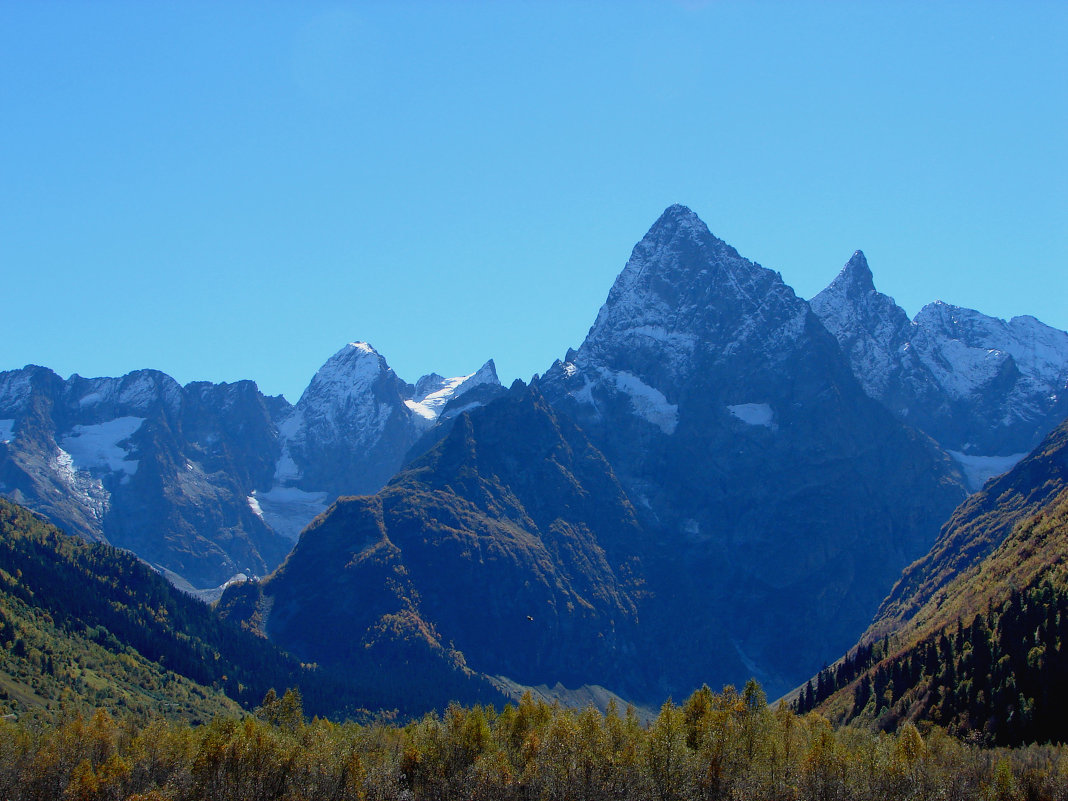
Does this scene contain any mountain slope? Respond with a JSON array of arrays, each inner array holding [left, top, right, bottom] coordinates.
[[538, 204, 967, 694], [811, 252, 1068, 489], [221, 382, 666, 707], [0, 497, 310, 721], [868, 416, 1068, 642], [799, 418, 1068, 744]]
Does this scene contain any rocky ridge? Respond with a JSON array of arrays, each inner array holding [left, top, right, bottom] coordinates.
[[811, 252, 1068, 490]]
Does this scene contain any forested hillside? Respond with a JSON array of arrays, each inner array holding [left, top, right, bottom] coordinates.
[[0, 498, 366, 722], [799, 420, 1068, 746]]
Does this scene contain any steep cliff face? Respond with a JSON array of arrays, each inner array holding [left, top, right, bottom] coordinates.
[[538, 205, 967, 693], [811, 253, 1068, 489]]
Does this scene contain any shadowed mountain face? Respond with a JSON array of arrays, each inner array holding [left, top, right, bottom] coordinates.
[[226, 384, 678, 702], [537, 205, 967, 694], [230, 206, 968, 705], [811, 251, 1068, 489]]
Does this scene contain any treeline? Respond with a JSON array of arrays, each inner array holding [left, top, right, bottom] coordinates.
[[1, 683, 1066, 801], [798, 576, 1068, 746]]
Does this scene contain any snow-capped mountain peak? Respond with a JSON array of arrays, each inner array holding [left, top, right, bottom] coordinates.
[[262, 344, 502, 538], [911, 301, 1068, 402], [297, 342, 395, 412], [590, 206, 802, 362], [809, 251, 912, 400], [406, 359, 500, 423]]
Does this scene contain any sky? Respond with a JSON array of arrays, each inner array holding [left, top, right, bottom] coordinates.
[[2, 1, 1065, 403]]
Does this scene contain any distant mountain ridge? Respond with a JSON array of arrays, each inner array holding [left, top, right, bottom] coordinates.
[[811, 251, 1068, 490], [0, 347, 501, 589]]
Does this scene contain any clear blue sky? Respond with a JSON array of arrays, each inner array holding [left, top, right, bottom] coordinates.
[[2, 1, 1065, 403]]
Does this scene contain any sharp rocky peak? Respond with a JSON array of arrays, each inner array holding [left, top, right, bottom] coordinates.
[[296, 341, 403, 414], [831, 250, 876, 298], [646, 203, 707, 238], [576, 205, 803, 370], [633, 204, 745, 269]]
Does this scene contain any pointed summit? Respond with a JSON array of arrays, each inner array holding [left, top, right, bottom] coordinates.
[[832, 250, 876, 299], [641, 204, 732, 255], [297, 341, 399, 412], [576, 205, 799, 376], [541, 206, 815, 437], [651, 203, 703, 230], [470, 358, 498, 384]]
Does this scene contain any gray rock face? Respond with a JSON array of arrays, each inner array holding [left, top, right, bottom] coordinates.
[[0, 365, 291, 588], [811, 252, 1068, 489], [539, 205, 967, 696]]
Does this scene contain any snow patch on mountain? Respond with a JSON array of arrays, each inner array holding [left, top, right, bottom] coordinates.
[[406, 361, 499, 425], [53, 448, 77, 485], [252, 486, 330, 541], [60, 417, 144, 477], [0, 419, 14, 444], [273, 413, 304, 482], [247, 494, 264, 519], [728, 403, 777, 429], [947, 450, 1029, 493], [52, 446, 110, 521], [602, 369, 678, 434]]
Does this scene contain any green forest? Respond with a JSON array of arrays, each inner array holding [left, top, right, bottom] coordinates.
[[0, 498, 387, 723], [798, 573, 1068, 747], [1, 683, 1066, 801]]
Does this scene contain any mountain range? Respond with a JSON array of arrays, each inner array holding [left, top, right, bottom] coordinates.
[[811, 250, 1068, 489], [0, 349, 502, 591], [3, 204, 1067, 715]]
